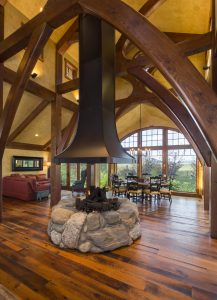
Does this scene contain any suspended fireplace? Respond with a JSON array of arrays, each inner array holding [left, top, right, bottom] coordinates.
[[54, 14, 133, 164], [48, 14, 141, 253]]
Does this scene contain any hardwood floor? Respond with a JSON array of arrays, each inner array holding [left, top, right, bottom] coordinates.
[[0, 196, 217, 300]]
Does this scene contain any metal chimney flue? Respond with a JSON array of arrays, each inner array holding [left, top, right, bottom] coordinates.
[[54, 14, 133, 164]]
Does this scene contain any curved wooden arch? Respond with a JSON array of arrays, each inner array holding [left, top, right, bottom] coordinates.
[[128, 67, 211, 165], [115, 68, 210, 165], [78, 0, 217, 158]]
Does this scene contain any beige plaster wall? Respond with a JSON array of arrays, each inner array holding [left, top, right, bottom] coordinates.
[[117, 103, 177, 139], [2, 149, 50, 177]]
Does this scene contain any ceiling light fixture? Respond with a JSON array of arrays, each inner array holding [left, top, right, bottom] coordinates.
[[35, 133, 39, 137]]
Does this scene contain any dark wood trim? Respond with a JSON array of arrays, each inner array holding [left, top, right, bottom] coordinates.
[[0, 1, 82, 62], [162, 128, 168, 176], [7, 101, 48, 143], [66, 163, 70, 188], [0, 23, 53, 160]]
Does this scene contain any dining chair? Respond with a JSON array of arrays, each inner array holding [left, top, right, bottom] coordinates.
[[160, 178, 173, 203], [150, 176, 161, 200], [112, 180, 127, 197], [127, 181, 142, 202]]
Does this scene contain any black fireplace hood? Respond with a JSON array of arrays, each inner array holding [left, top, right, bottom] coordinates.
[[54, 14, 133, 164]]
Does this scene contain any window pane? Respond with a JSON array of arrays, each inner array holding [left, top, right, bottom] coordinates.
[[117, 151, 137, 179], [168, 149, 196, 192], [70, 164, 77, 186], [61, 163, 67, 186], [99, 164, 108, 187], [168, 130, 189, 146], [142, 129, 163, 147], [121, 133, 138, 148], [142, 150, 162, 176]]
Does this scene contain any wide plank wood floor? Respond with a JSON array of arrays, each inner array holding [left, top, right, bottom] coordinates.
[[0, 196, 217, 300]]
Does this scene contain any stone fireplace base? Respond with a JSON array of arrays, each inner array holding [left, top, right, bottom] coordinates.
[[48, 196, 141, 253]]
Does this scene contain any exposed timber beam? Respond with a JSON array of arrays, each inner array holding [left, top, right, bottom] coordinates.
[[0, 0, 82, 62], [3, 66, 78, 111], [6, 142, 45, 151], [139, 0, 166, 18], [3, 66, 55, 101], [124, 32, 212, 74], [177, 32, 212, 56], [165, 32, 204, 43], [125, 32, 211, 57], [57, 78, 79, 94], [58, 110, 78, 153], [57, 18, 79, 55], [7, 101, 48, 144], [77, 0, 217, 158], [116, 94, 153, 108], [0, 23, 53, 160], [128, 67, 211, 166]]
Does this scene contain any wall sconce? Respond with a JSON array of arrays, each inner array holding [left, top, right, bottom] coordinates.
[[203, 66, 210, 71], [31, 72, 38, 79]]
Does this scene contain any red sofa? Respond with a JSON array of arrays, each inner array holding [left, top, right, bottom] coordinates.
[[3, 174, 50, 201]]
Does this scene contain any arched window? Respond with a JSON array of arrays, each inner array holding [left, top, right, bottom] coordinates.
[[118, 127, 197, 193]]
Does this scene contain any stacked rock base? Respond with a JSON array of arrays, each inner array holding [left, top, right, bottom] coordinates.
[[48, 196, 141, 253]]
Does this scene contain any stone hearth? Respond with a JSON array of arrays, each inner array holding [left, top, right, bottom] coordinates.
[[48, 195, 141, 253]]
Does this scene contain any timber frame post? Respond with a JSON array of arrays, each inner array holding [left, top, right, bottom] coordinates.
[[0, 16, 53, 220], [0, 2, 4, 222], [211, 155, 217, 238], [203, 164, 211, 211], [50, 51, 62, 207]]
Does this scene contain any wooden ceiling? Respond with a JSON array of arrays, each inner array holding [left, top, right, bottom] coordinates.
[[2, 0, 212, 157]]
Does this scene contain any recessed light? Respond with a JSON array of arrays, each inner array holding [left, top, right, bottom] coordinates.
[[35, 133, 39, 137], [40, 7, 43, 12]]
